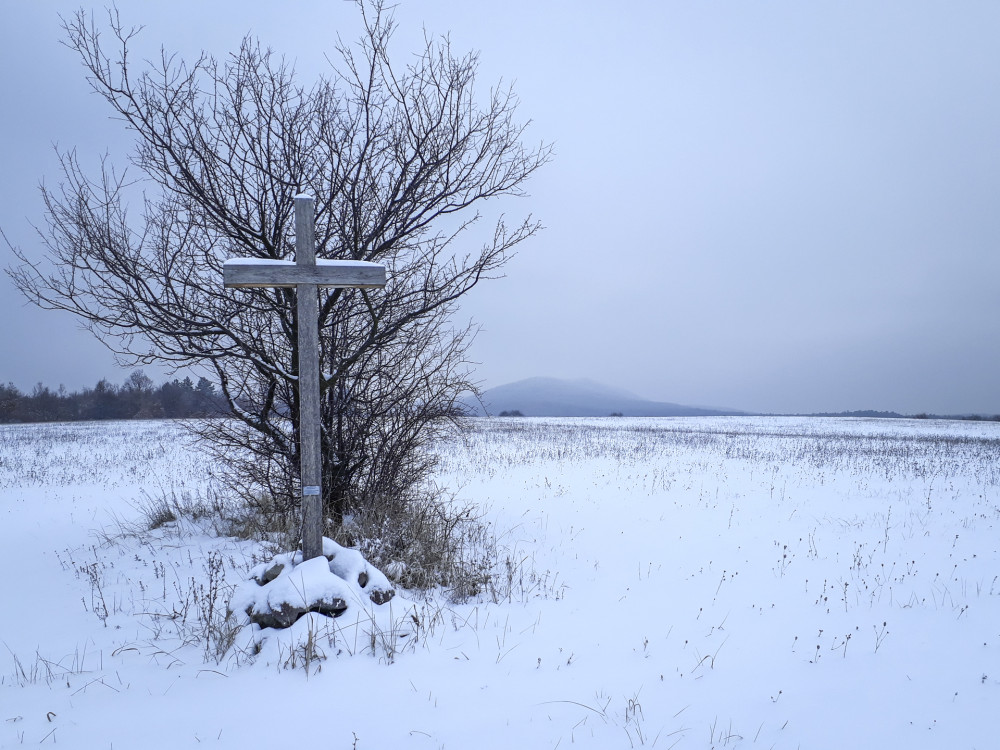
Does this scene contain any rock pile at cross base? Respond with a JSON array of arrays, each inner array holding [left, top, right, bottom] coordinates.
[[229, 537, 395, 629]]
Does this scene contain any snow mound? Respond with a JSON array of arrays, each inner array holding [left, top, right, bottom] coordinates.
[[230, 537, 397, 630]]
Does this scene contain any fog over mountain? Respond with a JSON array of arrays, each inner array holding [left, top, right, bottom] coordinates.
[[3, 3, 999, 415], [465, 377, 748, 418]]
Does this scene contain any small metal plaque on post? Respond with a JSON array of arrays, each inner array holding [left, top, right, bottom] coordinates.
[[302, 486, 321, 496]]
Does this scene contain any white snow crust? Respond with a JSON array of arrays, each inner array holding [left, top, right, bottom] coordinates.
[[2, 416, 999, 748]]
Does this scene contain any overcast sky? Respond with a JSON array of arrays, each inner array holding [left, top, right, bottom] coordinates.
[[2, 1, 999, 415]]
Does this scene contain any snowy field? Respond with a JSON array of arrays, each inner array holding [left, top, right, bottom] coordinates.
[[1, 416, 998, 748]]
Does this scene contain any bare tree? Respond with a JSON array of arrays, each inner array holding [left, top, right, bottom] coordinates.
[[7, 3, 549, 545]]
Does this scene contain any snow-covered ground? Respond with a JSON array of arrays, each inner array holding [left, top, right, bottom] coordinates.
[[1, 416, 998, 748]]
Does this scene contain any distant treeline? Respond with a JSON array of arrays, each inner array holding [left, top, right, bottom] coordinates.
[[0, 371, 229, 423], [803, 410, 1000, 421]]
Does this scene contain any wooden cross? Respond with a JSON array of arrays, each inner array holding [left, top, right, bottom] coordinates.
[[223, 195, 386, 561]]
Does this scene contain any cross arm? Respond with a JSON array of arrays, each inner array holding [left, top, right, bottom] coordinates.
[[223, 259, 387, 289]]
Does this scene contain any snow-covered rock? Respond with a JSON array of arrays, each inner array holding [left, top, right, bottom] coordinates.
[[230, 537, 395, 629]]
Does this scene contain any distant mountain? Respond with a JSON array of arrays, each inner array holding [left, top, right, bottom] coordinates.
[[463, 377, 748, 417]]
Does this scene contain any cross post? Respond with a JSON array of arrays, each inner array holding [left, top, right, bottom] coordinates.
[[223, 195, 386, 560]]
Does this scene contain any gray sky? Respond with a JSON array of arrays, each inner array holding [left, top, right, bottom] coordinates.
[[2, 1, 999, 415]]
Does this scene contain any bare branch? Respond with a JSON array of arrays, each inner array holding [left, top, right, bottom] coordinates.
[[5, 0, 550, 527]]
